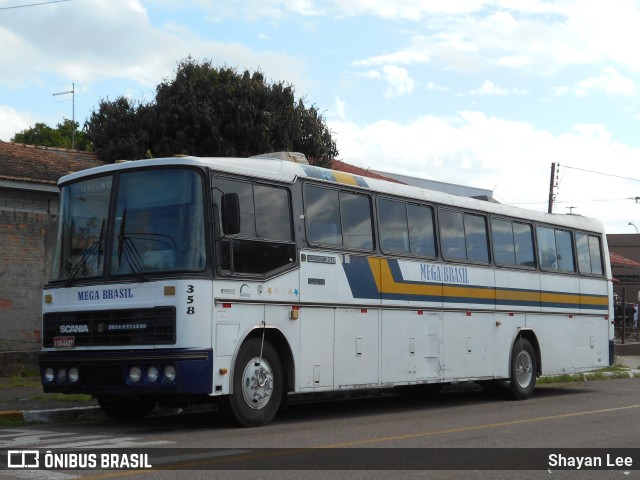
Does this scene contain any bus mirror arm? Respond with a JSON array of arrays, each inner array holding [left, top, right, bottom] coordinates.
[[221, 192, 241, 235]]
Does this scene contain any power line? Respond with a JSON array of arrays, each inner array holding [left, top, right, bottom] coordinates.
[[563, 165, 640, 183], [0, 0, 70, 11]]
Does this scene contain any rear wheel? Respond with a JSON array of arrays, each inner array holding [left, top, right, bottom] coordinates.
[[508, 337, 537, 400], [97, 396, 156, 420], [225, 338, 283, 427]]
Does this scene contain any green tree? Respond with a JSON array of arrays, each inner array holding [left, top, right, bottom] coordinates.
[[85, 57, 338, 166], [12, 119, 91, 151]]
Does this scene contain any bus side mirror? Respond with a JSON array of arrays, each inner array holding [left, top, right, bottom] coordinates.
[[221, 193, 241, 235]]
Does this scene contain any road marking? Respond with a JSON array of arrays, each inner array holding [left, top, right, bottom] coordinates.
[[73, 403, 640, 478], [321, 403, 640, 447]]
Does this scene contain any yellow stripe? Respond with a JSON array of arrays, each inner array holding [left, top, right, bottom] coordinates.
[[368, 259, 607, 308], [495, 289, 541, 303], [332, 171, 359, 186]]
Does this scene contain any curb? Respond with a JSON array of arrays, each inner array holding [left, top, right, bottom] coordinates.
[[0, 406, 103, 424]]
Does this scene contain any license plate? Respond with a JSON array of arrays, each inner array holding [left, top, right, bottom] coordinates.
[[53, 336, 75, 348]]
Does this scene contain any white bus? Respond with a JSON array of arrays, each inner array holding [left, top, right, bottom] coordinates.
[[40, 153, 613, 427]]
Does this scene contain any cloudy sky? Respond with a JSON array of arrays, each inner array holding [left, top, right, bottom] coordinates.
[[1, 0, 640, 233]]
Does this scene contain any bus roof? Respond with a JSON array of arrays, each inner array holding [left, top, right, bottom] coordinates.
[[58, 155, 605, 234]]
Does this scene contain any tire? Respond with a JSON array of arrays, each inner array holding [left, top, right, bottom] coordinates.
[[508, 337, 537, 400], [225, 338, 283, 427], [97, 396, 156, 420]]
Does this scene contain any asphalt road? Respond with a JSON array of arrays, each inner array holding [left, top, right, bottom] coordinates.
[[1, 378, 639, 480]]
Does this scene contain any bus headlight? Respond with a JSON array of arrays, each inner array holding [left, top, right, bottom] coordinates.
[[128, 366, 142, 383], [146, 366, 159, 383], [44, 367, 55, 383], [163, 365, 176, 382], [68, 367, 79, 383], [57, 368, 67, 383]]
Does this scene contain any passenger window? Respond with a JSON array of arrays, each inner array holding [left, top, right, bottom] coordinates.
[[440, 210, 466, 261], [465, 213, 489, 263], [513, 222, 535, 267], [537, 226, 575, 272], [492, 219, 516, 266], [407, 204, 436, 257], [341, 191, 373, 250], [492, 219, 535, 268], [305, 185, 342, 246], [304, 184, 373, 250], [378, 199, 410, 255], [440, 209, 489, 263], [214, 177, 295, 276], [576, 233, 603, 275], [555, 230, 575, 272], [255, 185, 292, 241]]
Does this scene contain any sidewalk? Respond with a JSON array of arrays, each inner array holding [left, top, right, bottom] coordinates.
[[1, 357, 639, 425]]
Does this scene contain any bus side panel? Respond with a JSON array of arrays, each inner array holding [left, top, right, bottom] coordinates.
[[299, 307, 335, 390], [442, 311, 496, 381], [299, 250, 341, 304], [380, 310, 442, 384], [334, 307, 379, 388]]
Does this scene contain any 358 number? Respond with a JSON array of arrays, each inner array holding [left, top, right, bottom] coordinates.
[[186, 285, 195, 315]]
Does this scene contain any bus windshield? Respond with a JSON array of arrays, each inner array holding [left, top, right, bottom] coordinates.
[[51, 168, 206, 282]]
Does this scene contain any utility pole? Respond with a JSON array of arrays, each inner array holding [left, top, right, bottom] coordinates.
[[547, 162, 557, 213], [53, 83, 75, 149]]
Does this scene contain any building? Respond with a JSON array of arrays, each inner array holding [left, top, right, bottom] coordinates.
[[0, 141, 105, 369], [607, 234, 640, 331]]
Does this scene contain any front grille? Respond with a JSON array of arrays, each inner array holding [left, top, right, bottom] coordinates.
[[43, 307, 176, 347]]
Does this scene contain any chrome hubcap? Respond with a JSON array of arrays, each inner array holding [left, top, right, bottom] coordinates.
[[241, 357, 274, 409], [515, 349, 533, 388]]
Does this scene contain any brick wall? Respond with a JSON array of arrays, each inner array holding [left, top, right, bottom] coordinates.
[[0, 188, 58, 359]]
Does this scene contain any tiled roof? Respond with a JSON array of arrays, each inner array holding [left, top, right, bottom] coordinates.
[[331, 159, 404, 184], [0, 144, 400, 187], [0, 141, 105, 186], [610, 251, 640, 268]]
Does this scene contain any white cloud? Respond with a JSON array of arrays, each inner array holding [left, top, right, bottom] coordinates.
[[329, 111, 640, 232], [382, 65, 414, 97], [469, 80, 527, 96], [575, 67, 637, 97], [0, 0, 307, 91], [333, 96, 347, 121], [353, 50, 430, 67], [0, 105, 38, 142]]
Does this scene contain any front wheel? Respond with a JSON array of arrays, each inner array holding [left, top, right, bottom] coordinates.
[[225, 338, 283, 427], [508, 337, 537, 400]]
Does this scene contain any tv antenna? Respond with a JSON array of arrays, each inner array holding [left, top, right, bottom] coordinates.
[[53, 82, 75, 149]]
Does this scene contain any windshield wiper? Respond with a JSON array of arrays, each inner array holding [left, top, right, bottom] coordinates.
[[66, 218, 105, 285], [116, 209, 146, 279]]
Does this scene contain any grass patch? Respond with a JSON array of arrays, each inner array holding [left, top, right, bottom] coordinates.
[[44, 393, 93, 402], [0, 417, 25, 428], [538, 364, 636, 384], [0, 374, 40, 389]]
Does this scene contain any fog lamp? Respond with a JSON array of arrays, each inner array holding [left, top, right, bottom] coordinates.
[[147, 366, 159, 383], [128, 366, 142, 383], [163, 365, 176, 382]]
